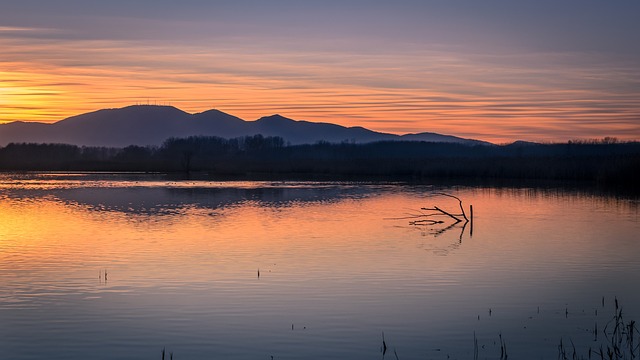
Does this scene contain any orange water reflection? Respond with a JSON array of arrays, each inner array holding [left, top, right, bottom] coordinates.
[[1, 181, 639, 359], [2, 185, 637, 292]]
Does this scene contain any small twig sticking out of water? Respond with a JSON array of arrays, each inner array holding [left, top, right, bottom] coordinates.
[[469, 204, 474, 237], [394, 348, 399, 360], [99, 269, 108, 283], [382, 332, 388, 355], [558, 338, 567, 360], [474, 332, 478, 360], [499, 333, 508, 360], [628, 320, 637, 352]]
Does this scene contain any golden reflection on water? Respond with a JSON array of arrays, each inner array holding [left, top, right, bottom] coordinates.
[[1, 186, 637, 292], [1, 180, 639, 360]]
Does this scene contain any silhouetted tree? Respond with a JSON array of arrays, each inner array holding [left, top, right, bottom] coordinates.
[[0, 138, 638, 191]]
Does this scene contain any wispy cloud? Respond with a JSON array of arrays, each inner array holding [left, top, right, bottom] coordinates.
[[1, 6, 639, 142], [0, 26, 37, 31]]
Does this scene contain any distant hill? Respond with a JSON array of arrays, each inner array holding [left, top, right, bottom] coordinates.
[[0, 105, 492, 147]]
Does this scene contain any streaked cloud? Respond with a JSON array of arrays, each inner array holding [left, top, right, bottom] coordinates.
[[1, 1, 639, 143], [0, 26, 38, 32]]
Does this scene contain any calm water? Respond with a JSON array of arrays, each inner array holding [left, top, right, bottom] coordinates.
[[1, 173, 639, 360]]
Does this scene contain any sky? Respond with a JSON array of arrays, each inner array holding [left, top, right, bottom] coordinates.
[[1, 0, 639, 143]]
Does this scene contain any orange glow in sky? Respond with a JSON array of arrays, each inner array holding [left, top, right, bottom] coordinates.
[[1, 2, 640, 143]]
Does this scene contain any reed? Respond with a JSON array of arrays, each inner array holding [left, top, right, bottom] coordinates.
[[559, 298, 639, 360], [381, 331, 388, 355], [473, 331, 478, 360], [498, 333, 508, 360]]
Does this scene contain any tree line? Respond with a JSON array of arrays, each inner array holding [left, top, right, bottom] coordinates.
[[0, 135, 638, 188]]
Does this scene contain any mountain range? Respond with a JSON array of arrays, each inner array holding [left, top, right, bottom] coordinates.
[[0, 105, 491, 147]]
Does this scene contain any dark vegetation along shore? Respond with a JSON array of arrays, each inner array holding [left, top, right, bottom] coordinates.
[[0, 135, 638, 189]]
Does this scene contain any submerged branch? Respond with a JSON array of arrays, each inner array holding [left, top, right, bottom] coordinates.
[[404, 192, 472, 241], [409, 219, 445, 225]]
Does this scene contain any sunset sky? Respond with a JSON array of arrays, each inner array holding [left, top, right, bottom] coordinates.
[[1, 0, 639, 143]]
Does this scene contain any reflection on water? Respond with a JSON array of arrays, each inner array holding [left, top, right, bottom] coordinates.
[[0, 173, 639, 360]]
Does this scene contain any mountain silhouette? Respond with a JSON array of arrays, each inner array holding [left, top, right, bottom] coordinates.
[[0, 105, 490, 147]]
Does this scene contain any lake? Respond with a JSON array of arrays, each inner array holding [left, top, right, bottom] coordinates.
[[1, 173, 639, 359]]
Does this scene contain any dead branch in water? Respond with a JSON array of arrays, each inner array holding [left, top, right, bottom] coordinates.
[[405, 193, 473, 240], [411, 193, 470, 224], [427, 192, 469, 221], [387, 193, 473, 242]]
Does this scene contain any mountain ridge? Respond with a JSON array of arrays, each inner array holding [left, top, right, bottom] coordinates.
[[0, 105, 493, 147]]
